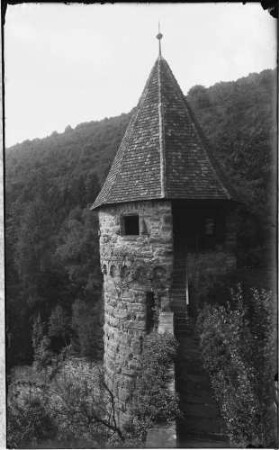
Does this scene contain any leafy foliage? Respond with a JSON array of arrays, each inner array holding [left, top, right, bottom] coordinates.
[[196, 286, 276, 447], [128, 332, 180, 441], [32, 314, 53, 372], [7, 379, 57, 448], [72, 298, 103, 360], [55, 206, 102, 299], [7, 332, 179, 448]]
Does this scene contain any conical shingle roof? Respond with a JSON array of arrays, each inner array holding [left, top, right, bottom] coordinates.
[[92, 56, 234, 210]]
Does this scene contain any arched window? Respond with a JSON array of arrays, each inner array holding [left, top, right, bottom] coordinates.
[[110, 265, 116, 278], [120, 265, 128, 279]]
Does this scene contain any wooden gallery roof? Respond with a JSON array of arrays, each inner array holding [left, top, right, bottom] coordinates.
[[92, 55, 234, 210]]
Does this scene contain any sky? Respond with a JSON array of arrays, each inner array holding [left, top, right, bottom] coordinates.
[[5, 3, 277, 147]]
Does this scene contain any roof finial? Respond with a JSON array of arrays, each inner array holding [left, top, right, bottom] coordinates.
[[156, 22, 163, 57]]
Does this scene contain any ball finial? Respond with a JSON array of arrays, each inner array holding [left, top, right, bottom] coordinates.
[[156, 22, 163, 57]]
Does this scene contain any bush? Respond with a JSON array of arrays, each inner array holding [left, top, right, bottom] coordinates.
[[7, 360, 123, 448], [7, 380, 57, 448], [45, 360, 120, 446], [191, 265, 275, 314], [128, 332, 180, 441], [196, 285, 276, 447], [7, 334, 179, 448], [72, 298, 103, 360]]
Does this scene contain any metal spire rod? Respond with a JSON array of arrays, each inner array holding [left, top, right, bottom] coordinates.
[[156, 22, 163, 57]]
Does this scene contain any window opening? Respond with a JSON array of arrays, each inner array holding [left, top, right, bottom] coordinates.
[[146, 292, 155, 334], [123, 215, 139, 235], [205, 217, 215, 236], [110, 265, 116, 277]]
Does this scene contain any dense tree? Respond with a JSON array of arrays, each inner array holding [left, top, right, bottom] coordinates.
[[48, 305, 72, 353], [72, 298, 103, 360], [197, 286, 276, 447], [55, 207, 101, 299]]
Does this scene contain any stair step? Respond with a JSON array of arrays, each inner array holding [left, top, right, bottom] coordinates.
[[175, 327, 229, 445], [177, 430, 228, 443], [177, 438, 229, 448], [178, 416, 223, 435], [177, 392, 217, 406], [182, 404, 220, 414]]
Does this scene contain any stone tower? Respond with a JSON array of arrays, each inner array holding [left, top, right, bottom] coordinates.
[[92, 36, 236, 426]]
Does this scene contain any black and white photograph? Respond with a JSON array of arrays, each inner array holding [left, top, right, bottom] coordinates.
[[3, 2, 278, 448]]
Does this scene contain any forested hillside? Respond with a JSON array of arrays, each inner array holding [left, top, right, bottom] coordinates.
[[5, 68, 276, 372]]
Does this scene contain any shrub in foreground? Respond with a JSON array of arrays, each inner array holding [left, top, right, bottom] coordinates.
[[196, 286, 276, 448], [7, 380, 57, 448], [7, 332, 179, 448], [128, 332, 180, 441]]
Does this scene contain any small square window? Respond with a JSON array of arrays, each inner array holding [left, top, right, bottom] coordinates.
[[123, 215, 139, 235]]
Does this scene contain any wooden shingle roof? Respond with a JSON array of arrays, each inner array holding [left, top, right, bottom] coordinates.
[[92, 56, 234, 210]]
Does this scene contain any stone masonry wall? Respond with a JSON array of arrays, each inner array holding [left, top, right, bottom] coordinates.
[[98, 200, 173, 426]]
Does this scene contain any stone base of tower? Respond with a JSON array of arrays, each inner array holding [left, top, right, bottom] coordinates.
[[99, 201, 175, 431], [103, 310, 177, 446], [97, 198, 237, 440], [103, 311, 176, 431]]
